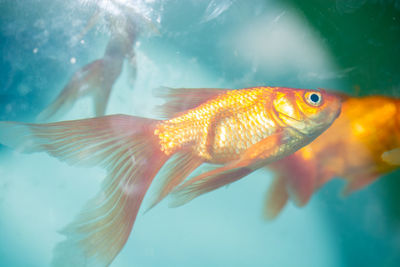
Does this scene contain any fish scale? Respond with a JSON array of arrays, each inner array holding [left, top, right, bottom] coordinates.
[[155, 87, 275, 160]]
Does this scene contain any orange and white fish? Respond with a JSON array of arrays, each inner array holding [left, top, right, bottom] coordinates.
[[265, 95, 400, 219], [0, 86, 341, 266]]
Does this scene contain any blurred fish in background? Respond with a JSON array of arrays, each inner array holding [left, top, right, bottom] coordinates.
[[279, 1, 400, 266], [36, 0, 160, 121], [266, 94, 400, 219]]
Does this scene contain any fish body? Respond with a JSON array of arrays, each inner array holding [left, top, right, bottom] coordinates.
[[156, 87, 340, 164], [0, 86, 341, 266], [266, 95, 400, 219]]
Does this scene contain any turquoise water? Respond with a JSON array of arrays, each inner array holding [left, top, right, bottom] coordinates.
[[1, 0, 400, 266]]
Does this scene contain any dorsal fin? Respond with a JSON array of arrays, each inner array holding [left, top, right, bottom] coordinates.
[[153, 87, 229, 118]]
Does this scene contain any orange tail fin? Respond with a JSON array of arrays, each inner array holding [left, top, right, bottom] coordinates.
[[0, 115, 168, 265]]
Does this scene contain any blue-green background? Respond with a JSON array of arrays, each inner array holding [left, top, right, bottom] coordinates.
[[1, 0, 400, 266]]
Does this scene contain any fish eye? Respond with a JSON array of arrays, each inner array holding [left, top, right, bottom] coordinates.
[[305, 92, 322, 106]]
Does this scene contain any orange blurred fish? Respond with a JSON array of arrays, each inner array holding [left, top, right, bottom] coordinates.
[[265, 95, 400, 219], [0, 86, 341, 266]]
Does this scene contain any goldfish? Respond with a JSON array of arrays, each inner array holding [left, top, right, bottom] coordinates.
[[0, 86, 341, 266], [264, 95, 400, 219]]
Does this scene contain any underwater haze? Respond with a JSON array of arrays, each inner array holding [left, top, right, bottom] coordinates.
[[1, 0, 400, 266]]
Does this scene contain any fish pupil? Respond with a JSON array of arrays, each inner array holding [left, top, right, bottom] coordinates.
[[310, 93, 320, 103]]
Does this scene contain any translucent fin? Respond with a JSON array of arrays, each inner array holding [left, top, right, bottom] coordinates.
[[36, 80, 80, 122], [342, 172, 380, 196], [36, 59, 106, 122], [0, 115, 169, 266], [171, 132, 283, 207], [154, 87, 229, 118], [381, 148, 400, 166], [170, 164, 253, 207], [263, 176, 289, 220], [269, 152, 317, 207], [93, 87, 112, 117], [145, 151, 203, 211], [284, 158, 316, 207]]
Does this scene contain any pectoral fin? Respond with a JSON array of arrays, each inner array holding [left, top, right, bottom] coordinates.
[[145, 151, 203, 211], [170, 132, 283, 207], [170, 165, 253, 207], [381, 148, 400, 166]]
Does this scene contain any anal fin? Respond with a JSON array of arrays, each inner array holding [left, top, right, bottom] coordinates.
[[146, 151, 203, 211], [171, 132, 284, 207], [170, 164, 253, 207]]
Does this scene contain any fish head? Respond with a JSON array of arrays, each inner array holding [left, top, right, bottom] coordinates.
[[272, 88, 342, 137]]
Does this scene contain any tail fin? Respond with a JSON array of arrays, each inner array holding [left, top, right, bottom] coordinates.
[[36, 82, 80, 122], [0, 115, 168, 266], [36, 60, 107, 122]]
